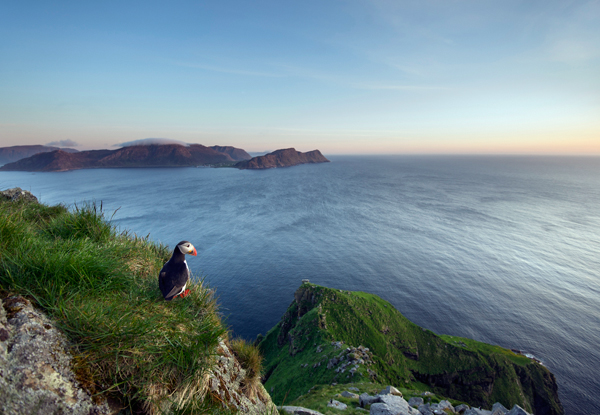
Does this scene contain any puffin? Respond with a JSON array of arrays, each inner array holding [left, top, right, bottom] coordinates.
[[159, 240, 197, 301]]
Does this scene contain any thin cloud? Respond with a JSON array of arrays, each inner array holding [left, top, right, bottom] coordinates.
[[47, 139, 79, 147], [116, 138, 187, 147]]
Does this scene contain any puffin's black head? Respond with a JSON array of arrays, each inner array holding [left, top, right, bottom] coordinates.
[[176, 240, 197, 256]]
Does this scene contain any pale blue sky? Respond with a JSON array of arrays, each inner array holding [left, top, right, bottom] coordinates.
[[1, 1, 598, 154]]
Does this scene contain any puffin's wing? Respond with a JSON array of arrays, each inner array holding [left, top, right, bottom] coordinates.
[[164, 284, 185, 300]]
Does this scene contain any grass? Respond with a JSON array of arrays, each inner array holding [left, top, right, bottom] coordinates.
[[0, 199, 228, 414], [260, 283, 561, 414], [229, 337, 264, 399]]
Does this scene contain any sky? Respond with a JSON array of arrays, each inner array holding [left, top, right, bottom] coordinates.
[[1, 0, 599, 154]]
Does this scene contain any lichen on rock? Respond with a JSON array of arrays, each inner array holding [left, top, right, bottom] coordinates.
[[208, 339, 279, 414], [0, 296, 110, 415], [0, 187, 38, 203]]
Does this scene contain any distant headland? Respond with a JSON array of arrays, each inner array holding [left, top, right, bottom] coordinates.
[[0, 144, 329, 172], [236, 148, 330, 169]]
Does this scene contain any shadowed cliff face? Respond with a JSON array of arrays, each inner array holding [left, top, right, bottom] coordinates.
[[260, 284, 564, 415], [235, 148, 330, 169]]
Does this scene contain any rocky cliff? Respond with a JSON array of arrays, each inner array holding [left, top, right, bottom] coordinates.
[[259, 283, 563, 415], [235, 148, 330, 169]]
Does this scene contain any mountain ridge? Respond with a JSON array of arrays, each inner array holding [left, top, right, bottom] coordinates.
[[0, 144, 251, 172], [0, 145, 79, 165]]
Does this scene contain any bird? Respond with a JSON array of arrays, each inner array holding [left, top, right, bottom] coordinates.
[[159, 240, 197, 301]]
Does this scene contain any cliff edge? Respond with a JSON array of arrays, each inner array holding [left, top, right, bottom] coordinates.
[[259, 283, 563, 415]]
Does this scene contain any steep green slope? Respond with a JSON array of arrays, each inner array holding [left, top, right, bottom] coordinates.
[[259, 283, 563, 415], [0, 199, 228, 413]]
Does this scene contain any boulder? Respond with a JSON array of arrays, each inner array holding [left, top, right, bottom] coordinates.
[[418, 403, 434, 415], [455, 404, 471, 414], [281, 406, 324, 415], [341, 391, 360, 399], [465, 409, 492, 415], [507, 405, 531, 415], [327, 399, 347, 410], [438, 400, 455, 412], [369, 395, 420, 415], [360, 392, 382, 407], [0, 296, 110, 415], [379, 385, 403, 397], [408, 397, 424, 407], [491, 402, 509, 415], [0, 187, 38, 203]]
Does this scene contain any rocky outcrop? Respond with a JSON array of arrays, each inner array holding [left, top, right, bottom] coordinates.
[[0, 187, 38, 203], [0, 144, 251, 172], [235, 148, 329, 169], [359, 388, 533, 415], [208, 339, 279, 414], [0, 145, 78, 165], [0, 296, 111, 415], [0, 296, 278, 415]]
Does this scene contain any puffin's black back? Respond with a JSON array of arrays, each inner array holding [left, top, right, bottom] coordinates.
[[158, 243, 190, 301]]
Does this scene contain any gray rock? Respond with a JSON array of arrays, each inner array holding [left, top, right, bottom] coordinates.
[[506, 405, 531, 415], [408, 397, 424, 407], [281, 406, 324, 415], [491, 402, 509, 415], [360, 393, 382, 407], [0, 296, 110, 415], [428, 403, 448, 415], [379, 385, 403, 397], [370, 395, 419, 415], [418, 403, 434, 415], [328, 399, 347, 410], [349, 387, 360, 392], [341, 391, 360, 399], [0, 187, 38, 203], [455, 404, 470, 414], [208, 338, 279, 414], [438, 400, 455, 412], [464, 409, 492, 415]]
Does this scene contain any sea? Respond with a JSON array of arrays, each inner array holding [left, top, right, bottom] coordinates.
[[1, 155, 599, 414]]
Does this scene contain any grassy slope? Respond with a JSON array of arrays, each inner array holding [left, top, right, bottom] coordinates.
[[259, 284, 563, 415], [0, 200, 230, 414]]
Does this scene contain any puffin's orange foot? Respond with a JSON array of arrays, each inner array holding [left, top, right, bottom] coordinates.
[[181, 289, 191, 298]]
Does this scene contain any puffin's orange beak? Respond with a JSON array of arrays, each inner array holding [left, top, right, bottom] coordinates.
[[191, 247, 197, 256]]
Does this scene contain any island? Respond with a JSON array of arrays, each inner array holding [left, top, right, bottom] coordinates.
[[235, 148, 330, 169], [0, 144, 251, 172], [0, 145, 78, 165], [0, 144, 330, 172]]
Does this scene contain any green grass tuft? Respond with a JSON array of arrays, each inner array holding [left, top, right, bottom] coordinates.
[[229, 337, 264, 399], [0, 200, 227, 413]]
